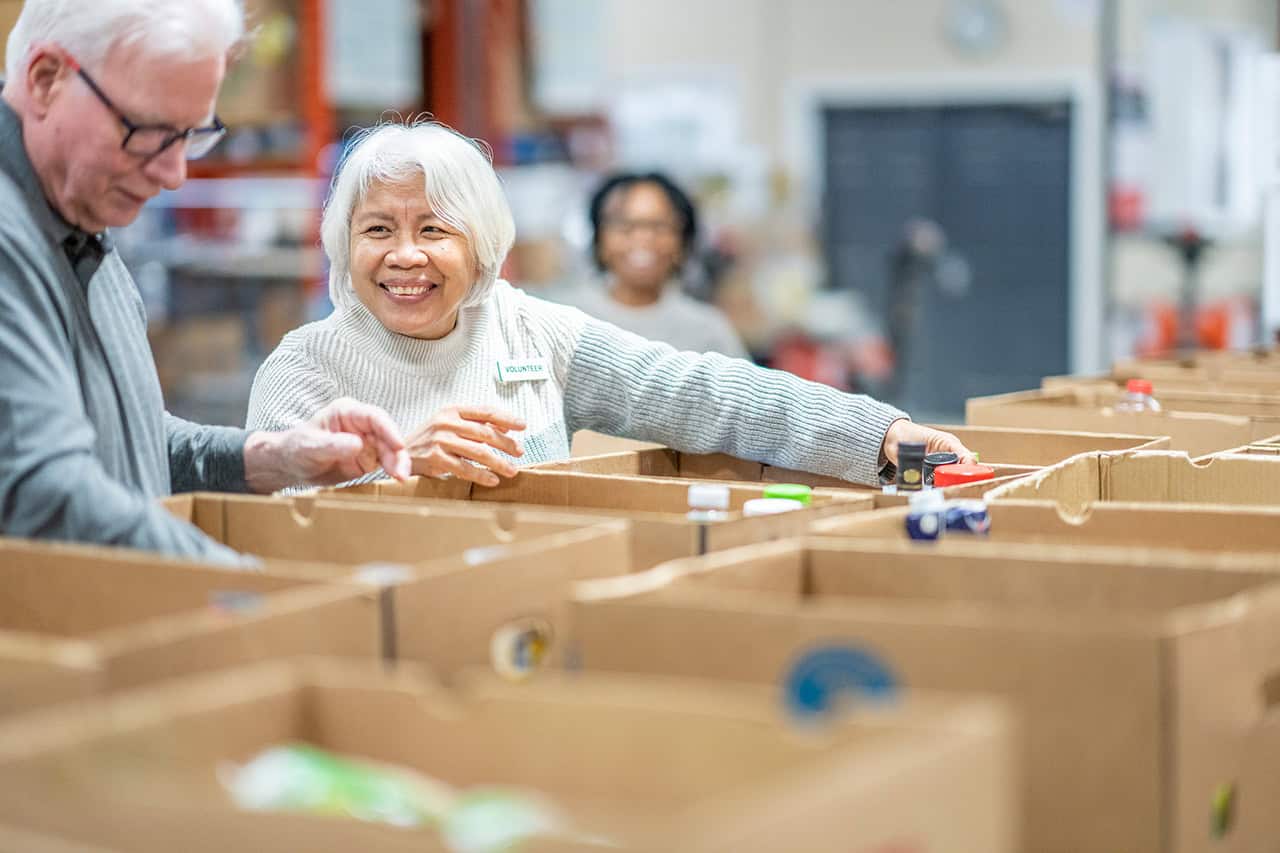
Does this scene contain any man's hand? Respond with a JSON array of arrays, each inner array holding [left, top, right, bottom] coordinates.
[[881, 418, 976, 467], [244, 398, 411, 493], [407, 405, 525, 488]]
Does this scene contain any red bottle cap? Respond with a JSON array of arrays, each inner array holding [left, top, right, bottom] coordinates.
[[932, 463, 996, 488], [1126, 378, 1153, 395]]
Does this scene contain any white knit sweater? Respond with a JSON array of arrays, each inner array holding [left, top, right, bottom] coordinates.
[[246, 281, 907, 485]]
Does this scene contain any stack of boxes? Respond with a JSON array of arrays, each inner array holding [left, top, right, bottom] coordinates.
[[10, 349, 1280, 850]]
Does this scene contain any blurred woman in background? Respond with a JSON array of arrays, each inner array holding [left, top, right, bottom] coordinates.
[[557, 172, 749, 359]]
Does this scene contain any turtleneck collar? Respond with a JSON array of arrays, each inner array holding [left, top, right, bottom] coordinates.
[[333, 298, 487, 376]]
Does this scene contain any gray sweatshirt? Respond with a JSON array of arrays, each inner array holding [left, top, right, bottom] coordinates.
[[0, 98, 246, 564]]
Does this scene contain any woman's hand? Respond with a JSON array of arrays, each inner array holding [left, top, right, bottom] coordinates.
[[407, 405, 526, 487], [881, 419, 976, 467]]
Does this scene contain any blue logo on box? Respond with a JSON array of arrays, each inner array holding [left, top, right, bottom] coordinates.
[[785, 645, 899, 721]]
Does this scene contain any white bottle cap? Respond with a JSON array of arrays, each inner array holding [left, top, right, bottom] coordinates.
[[687, 483, 731, 511], [908, 489, 946, 508], [743, 497, 806, 517]]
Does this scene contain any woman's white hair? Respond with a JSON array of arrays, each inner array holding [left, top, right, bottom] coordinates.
[[5, 0, 245, 81], [322, 120, 516, 312]]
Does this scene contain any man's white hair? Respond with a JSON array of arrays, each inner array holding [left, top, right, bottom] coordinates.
[[5, 0, 245, 81], [322, 120, 516, 313]]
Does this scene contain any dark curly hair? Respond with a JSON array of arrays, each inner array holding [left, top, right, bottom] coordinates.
[[588, 172, 698, 273]]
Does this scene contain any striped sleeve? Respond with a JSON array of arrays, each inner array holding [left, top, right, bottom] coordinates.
[[245, 344, 341, 432], [562, 319, 907, 486]]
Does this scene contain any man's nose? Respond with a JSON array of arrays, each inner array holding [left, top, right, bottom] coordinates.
[[143, 140, 188, 191]]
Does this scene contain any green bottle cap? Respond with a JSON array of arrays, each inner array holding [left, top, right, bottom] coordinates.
[[762, 483, 812, 505]]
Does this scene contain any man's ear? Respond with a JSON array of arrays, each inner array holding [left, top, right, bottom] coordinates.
[[25, 49, 72, 119]]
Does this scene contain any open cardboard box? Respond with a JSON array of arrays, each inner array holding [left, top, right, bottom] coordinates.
[[0, 638, 100, 718], [0, 537, 381, 703], [0, 659, 1017, 853], [1, 515, 637, 709], [966, 386, 1280, 457], [318, 469, 873, 570], [385, 520, 633, 682], [534, 426, 1168, 508], [1196, 434, 1280, 460], [988, 383, 1280, 415], [162, 492, 610, 577], [812, 498, 1280, 557], [570, 538, 1280, 853], [552, 425, 1168, 479], [569, 429, 665, 456], [983, 450, 1280, 514], [1044, 357, 1280, 394]]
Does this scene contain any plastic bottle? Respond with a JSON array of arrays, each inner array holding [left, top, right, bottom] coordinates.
[[932, 463, 996, 488], [686, 483, 730, 522], [895, 442, 927, 492], [761, 483, 812, 506], [922, 452, 959, 487], [742, 497, 806, 517], [1115, 378, 1162, 413], [904, 489, 947, 540], [688, 483, 731, 555]]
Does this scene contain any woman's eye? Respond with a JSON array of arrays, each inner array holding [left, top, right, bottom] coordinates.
[[422, 225, 445, 235], [364, 225, 390, 234]]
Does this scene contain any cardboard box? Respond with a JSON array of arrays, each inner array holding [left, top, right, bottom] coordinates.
[[1033, 381, 1280, 416], [1195, 433, 1280, 461], [570, 429, 665, 456], [540, 425, 1168, 485], [570, 538, 1280, 853], [0, 640, 100, 718], [381, 521, 635, 681], [1045, 366, 1280, 394], [320, 469, 874, 570], [162, 492, 609, 576], [530, 446, 1032, 511], [966, 386, 1280, 457], [983, 450, 1280, 514], [166, 494, 641, 681], [0, 659, 1017, 853], [812, 498, 1280, 556], [0, 823, 119, 853], [0, 537, 381, 699]]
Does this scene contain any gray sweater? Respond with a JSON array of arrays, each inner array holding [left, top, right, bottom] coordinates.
[[0, 99, 246, 564], [551, 282, 750, 360], [248, 281, 906, 486]]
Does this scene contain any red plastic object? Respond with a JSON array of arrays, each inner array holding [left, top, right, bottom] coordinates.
[[932, 464, 996, 488], [1126, 379, 1154, 396]]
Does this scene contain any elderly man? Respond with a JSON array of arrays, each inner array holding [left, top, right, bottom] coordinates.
[[0, 0, 410, 565]]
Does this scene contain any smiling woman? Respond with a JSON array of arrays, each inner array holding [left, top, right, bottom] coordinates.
[[347, 180, 478, 340], [246, 119, 974, 488]]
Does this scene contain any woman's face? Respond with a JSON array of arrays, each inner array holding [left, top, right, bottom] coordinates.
[[597, 182, 685, 294], [348, 178, 478, 340]]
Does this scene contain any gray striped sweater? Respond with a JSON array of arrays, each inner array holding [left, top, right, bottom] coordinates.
[[246, 281, 906, 486]]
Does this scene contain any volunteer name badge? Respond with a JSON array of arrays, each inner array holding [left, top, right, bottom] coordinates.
[[496, 358, 549, 384]]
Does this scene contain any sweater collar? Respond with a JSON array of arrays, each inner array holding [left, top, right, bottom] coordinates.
[[334, 299, 486, 375]]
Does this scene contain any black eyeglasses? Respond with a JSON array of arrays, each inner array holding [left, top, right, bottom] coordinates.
[[68, 57, 226, 160]]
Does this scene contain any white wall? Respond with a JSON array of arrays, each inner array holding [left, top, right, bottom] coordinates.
[[604, 0, 1100, 161]]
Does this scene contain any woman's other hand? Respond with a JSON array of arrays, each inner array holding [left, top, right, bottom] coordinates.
[[880, 419, 976, 467], [407, 405, 526, 487]]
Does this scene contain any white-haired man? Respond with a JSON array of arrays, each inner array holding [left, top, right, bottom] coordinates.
[[0, 0, 410, 565]]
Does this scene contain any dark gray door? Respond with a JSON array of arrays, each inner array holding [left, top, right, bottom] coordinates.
[[823, 102, 1072, 418]]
